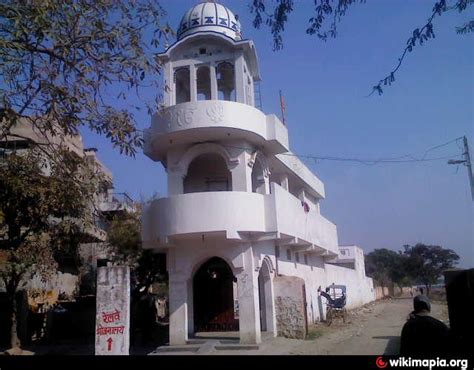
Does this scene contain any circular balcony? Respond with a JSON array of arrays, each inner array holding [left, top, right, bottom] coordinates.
[[142, 191, 268, 246], [144, 100, 289, 161]]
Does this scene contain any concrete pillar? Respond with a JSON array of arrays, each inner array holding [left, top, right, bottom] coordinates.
[[190, 64, 197, 102], [165, 62, 173, 106], [167, 168, 184, 195], [168, 275, 189, 345], [210, 63, 218, 100], [230, 150, 252, 192], [236, 245, 261, 344], [234, 52, 245, 104]]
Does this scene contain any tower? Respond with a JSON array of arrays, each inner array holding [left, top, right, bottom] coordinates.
[[142, 1, 374, 347]]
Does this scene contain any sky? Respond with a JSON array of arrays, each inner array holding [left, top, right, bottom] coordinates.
[[80, 0, 474, 267]]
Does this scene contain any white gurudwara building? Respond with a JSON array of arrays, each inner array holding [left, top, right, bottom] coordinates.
[[142, 1, 375, 345]]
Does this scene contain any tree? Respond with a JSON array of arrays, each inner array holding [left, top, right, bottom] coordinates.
[[249, 0, 473, 94], [403, 243, 460, 295], [0, 0, 171, 156], [0, 148, 97, 349], [365, 248, 409, 289], [107, 210, 166, 300]]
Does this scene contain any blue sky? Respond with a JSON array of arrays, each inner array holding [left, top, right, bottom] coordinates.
[[81, 0, 473, 267]]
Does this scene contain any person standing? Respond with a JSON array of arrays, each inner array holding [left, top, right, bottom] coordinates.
[[400, 295, 450, 356]]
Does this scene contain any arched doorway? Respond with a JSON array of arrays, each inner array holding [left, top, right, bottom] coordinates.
[[193, 257, 239, 332]]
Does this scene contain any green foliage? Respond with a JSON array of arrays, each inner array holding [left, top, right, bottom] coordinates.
[[107, 211, 166, 297], [403, 243, 460, 291], [365, 248, 406, 287], [0, 149, 97, 286], [0, 148, 98, 348], [365, 244, 460, 293], [0, 0, 171, 156]]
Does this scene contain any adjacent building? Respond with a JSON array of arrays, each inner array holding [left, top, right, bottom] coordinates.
[[0, 118, 133, 298]]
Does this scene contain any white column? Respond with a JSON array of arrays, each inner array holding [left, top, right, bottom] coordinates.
[[165, 62, 173, 106], [234, 52, 245, 104], [190, 63, 197, 102], [230, 150, 252, 192], [210, 63, 218, 100], [236, 245, 261, 344], [167, 167, 184, 195], [168, 275, 189, 345]]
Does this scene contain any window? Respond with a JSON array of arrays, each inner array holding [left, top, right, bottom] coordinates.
[[196, 65, 211, 101], [286, 249, 291, 261], [217, 62, 235, 101], [295, 252, 300, 263], [174, 67, 190, 104], [304, 254, 308, 265], [199, 48, 206, 55]]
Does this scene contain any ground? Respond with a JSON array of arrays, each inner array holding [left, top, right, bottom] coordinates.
[[176, 297, 449, 355], [1, 297, 449, 355]]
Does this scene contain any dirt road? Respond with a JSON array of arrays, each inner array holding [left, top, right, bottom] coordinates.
[[215, 297, 449, 355]]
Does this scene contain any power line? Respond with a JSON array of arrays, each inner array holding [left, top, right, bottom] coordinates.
[[220, 137, 464, 166]]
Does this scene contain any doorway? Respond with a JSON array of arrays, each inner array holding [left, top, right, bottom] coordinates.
[[193, 257, 238, 332]]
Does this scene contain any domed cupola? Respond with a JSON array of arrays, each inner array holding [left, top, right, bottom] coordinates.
[[177, 1, 242, 41]]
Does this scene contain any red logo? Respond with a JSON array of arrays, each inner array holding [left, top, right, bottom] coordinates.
[[376, 356, 388, 369]]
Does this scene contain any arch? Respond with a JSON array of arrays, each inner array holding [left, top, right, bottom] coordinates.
[[174, 67, 190, 104], [178, 143, 239, 176], [193, 257, 239, 332], [258, 255, 276, 335], [217, 61, 235, 101], [196, 65, 211, 101], [183, 152, 232, 193]]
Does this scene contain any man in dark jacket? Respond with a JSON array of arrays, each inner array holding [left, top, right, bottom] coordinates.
[[399, 295, 450, 356]]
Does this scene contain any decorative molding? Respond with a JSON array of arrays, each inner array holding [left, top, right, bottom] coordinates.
[[206, 103, 224, 123]]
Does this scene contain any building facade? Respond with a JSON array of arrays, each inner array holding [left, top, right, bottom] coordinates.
[[142, 2, 375, 345]]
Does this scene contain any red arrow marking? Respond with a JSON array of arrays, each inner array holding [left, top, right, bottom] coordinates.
[[107, 337, 113, 351]]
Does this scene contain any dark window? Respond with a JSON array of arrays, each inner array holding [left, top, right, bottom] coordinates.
[[196, 65, 211, 101], [175, 67, 190, 104], [286, 249, 291, 261], [217, 62, 235, 101]]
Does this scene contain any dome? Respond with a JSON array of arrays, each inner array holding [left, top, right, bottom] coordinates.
[[177, 1, 242, 41]]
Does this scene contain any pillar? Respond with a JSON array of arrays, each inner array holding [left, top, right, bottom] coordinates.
[[168, 275, 189, 345], [236, 245, 261, 344], [190, 64, 197, 102], [210, 63, 218, 100], [234, 51, 245, 104], [230, 150, 252, 192]]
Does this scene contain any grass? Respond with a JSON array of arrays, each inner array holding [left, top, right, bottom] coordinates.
[[306, 327, 324, 340]]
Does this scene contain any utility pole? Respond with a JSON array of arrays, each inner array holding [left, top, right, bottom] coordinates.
[[448, 135, 474, 200]]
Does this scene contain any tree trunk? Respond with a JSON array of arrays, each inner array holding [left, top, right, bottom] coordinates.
[[5, 270, 22, 349], [10, 297, 21, 349], [8, 286, 21, 349]]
